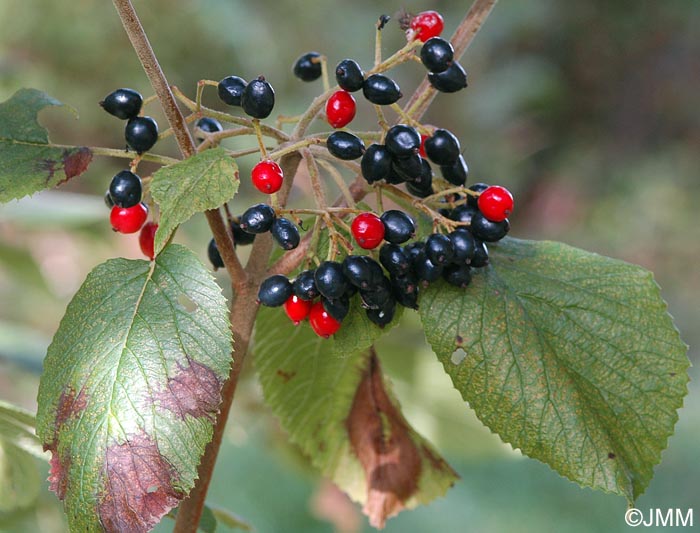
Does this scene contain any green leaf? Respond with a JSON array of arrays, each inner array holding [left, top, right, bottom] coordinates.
[[0, 89, 92, 203], [36, 244, 233, 532], [419, 237, 689, 502], [208, 504, 252, 531], [0, 401, 45, 460], [150, 148, 239, 254], [0, 440, 41, 514], [254, 305, 457, 529]]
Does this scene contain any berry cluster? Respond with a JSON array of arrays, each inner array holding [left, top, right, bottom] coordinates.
[[100, 88, 159, 154]]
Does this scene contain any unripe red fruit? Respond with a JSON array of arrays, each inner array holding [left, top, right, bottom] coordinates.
[[110, 203, 148, 234], [351, 212, 385, 249], [326, 90, 356, 128], [410, 11, 444, 42], [251, 160, 284, 194], [309, 301, 341, 338], [283, 295, 313, 325], [139, 222, 158, 260], [477, 185, 514, 222]]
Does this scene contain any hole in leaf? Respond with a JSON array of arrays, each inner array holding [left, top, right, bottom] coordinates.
[[451, 348, 467, 365], [177, 293, 198, 313]]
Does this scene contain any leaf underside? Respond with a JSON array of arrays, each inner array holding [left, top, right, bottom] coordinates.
[[419, 237, 689, 502], [0, 88, 92, 203], [36, 244, 232, 532]]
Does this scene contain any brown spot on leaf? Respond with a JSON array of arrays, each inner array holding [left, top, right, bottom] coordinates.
[[46, 445, 70, 500], [151, 359, 222, 421], [276, 369, 297, 383], [62, 147, 93, 179], [346, 349, 422, 529], [98, 430, 184, 532], [455, 335, 464, 345], [55, 387, 88, 430], [608, 452, 616, 459]]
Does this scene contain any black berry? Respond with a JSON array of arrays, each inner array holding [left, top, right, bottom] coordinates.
[[104, 190, 115, 208], [293, 269, 319, 300], [467, 183, 489, 207], [428, 61, 468, 93], [326, 131, 365, 160], [425, 233, 455, 265], [361, 144, 392, 184], [100, 88, 143, 120], [412, 252, 443, 282], [293, 52, 323, 81], [258, 275, 293, 307], [231, 217, 256, 246], [217, 76, 247, 106], [380, 210, 415, 244], [314, 261, 350, 300], [470, 213, 510, 242], [366, 298, 396, 327], [450, 203, 478, 225], [390, 274, 419, 309], [420, 37, 454, 73], [385, 124, 421, 158], [424, 129, 460, 165], [241, 76, 275, 119], [271, 217, 300, 250], [208, 238, 224, 270], [362, 74, 402, 105], [443, 263, 472, 288], [342, 255, 384, 290], [322, 295, 350, 322], [391, 153, 423, 182], [335, 59, 365, 92], [359, 278, 393, 310], [194, 117, 223, 142], [125, 116, 158, 154], [239, 203, 276, 234], [471, 239, 489, 267], [109, 170, 142, 208], [449, 228, 476, 264], [406, 177, 434, 198], [441, 155, 469, 186], [380, 244, 411, 277]]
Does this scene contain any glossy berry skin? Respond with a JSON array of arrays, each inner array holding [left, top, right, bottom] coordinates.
[[100, 88, 143, 120], [451, 204, 478, 225], [424, 129, 460, 165], [443, 263, 472, 288], [293, 52, 322, 81], [379, 244, 411, 277], [322, 295, 350, 322], [293, 269, 318, 301], [241, 76, 275, 119], [362, 74, 402, 105], [361, 144, 392, 184], [449, 228, 476, 264], [271, 217, 300, 250], [413, 157, 433, 189], [284, 295, 312, 324], [251, 160, 284, 194], [217, 76, 247, 106], [391, 153, 422, 182], [194, 117, 223, 142], [470, 213, 510, 242], [425, 233, 455, 265], [471, 239, 489, 267], [359, 278, 393, 310], [315, 261, 350, 300], [335, 59, 365, 92], [467, 183, 489, 207], [110, 203, 148, 234], [326, 131, 365, 160], [239, 203, 276, 234], [104, 190, 115, 208], [309, 301, 341, 338], [380, 210, 415, 244], [410, 10, 445, 42], [258, 275, 293, 307], [351, 212, 385, 249], [428, 62, 468, 93], [420, 37, 454, 73], [406, 176, 433, 198], [325, 90, 356, 128], [385, 124, 421, 158], [441, 155, 469, 186], [390, 274, 419, 309], [109, 170, 142, 208], [366, 298, 396, 327], [125, 116, 158, 154], [342, 255, 384, 290], [478, 185, 514, 222], [139, 222, 158, 260], [412, 252, 443, 282], [207, 238, 224, 269], [231, 217, 256, 246]]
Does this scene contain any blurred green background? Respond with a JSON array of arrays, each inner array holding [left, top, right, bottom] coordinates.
[[1, 0, 698, 531]]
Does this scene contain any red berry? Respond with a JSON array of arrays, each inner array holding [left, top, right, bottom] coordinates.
[[351, 212, 385, 249], [110, 203, 148, 234], [139, 222, 158, 260], [477, 185, 514, 222], [410, 11, 444, 42], [419, 134, 429, 158], [252, 160, 284, 194], [309, 301, 341, 338], [326, 90, 356, 128], [283, 294, 312, 325]]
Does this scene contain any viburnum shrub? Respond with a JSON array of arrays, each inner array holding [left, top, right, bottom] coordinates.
[[0, 1, 689, 532]]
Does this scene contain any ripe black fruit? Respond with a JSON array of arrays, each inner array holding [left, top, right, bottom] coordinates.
[[366, 298, 396, 327], [443, 263, 472, 288], [322, 295, 350, 322], [217, 76, 247, 106], [450, 203, 478, 225], [425, 233, 455, 265], [109, 170, 142, 208], [194, 117, 223, 142], [314, 261, 350, 300], [449, 228, 476, 264], [359, 278, 393, 310], [470, 213, 510, 242], [361, 144, 392, 184], [420, 37, 454, 73], [362, 74, 402, 105], [471, 239, 489, 267], [239, 203, 276, 234], [231, 217, 256, 246], [379, 244, 411, 277], [293, 269, 319, 300], [428, 61, 468, 93], [100, 88, 143, 120], [424, 129, 460, 165], [406, 177, 433, 198], [385, 124, 420, 158], [441, 155, 469, 186], [208, 238, 224, 270], [467, 183, 489, 207], [412, 252, 443, 282], [258, 275, 293, 307], [391, 153, 423, 182], [241, 76, 275, 119], [342, 255, 384, 289], [293, 52, 323, 81], [327, 131, 365, 160], [380, 210, 415, 244], [125, 116, 158, 154], [390, 274, 419, 309], [104, 190, 115, 208], [335, 59, 365, 92], [271, 217, 300, 250], [404, 241, 425, 262]]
